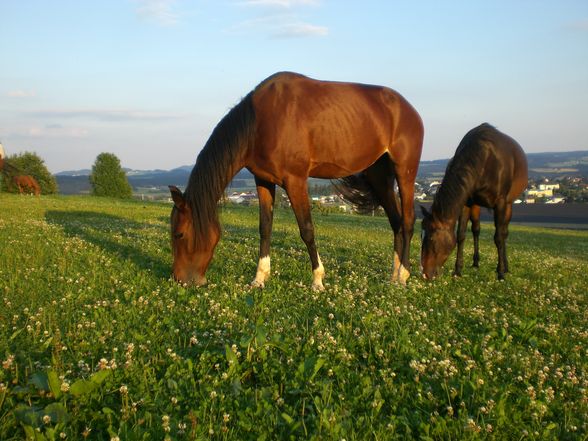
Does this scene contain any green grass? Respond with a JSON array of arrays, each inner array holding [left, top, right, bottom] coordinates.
[[0, 194, 587, 440]]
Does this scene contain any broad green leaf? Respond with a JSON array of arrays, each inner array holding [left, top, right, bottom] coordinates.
[[90, 369, 111, 385], [44, 403, 70, 423], [47, 370, 62, 399], [70, 379, 97, 396], [29, 372, 49, 392], [281, 412, 294, 424]]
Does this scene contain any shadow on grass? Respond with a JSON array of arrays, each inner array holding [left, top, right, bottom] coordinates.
[[45, 210, 170, 279]]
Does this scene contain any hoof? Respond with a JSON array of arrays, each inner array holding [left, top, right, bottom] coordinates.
[[311, 282, 325, 292], [250, 280, 265, 289], [397, 266, 410, 286]]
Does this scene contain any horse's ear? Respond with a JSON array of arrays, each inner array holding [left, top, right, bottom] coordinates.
[[169, 185, 186, 210], [420, 205, 430, 218]]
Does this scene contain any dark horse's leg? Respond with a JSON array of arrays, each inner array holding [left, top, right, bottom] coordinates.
[[284, 177, 324, 291], [470, 205, 481, 268], [251, 176, 276, 288], [494, 200, 512, 280], [364, 157, 403, 283], [454, 205, 471, 277]]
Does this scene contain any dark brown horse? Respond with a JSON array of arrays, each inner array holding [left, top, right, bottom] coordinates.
[[169, 72, 424, 289], [420, 123, 528, 280], [13, 175, 41, 196]]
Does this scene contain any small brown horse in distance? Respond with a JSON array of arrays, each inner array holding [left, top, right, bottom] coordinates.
[[13, 175, 41, 196], [420, 123, 528, 280], [169, 72, 424, 289]]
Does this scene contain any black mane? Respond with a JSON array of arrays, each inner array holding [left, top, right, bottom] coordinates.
[[431, 123, 496, 221], [184, 92, 256, 248]]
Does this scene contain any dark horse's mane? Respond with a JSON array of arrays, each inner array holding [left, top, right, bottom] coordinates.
[[432, 123, 496, 221], [184, 91, 256, 249]]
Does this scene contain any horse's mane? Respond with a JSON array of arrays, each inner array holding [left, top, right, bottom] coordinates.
[[432, 123, 495, 221], [184, 91, 256, 248]]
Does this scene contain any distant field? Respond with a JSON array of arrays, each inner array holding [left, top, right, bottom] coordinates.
[[417, 202, 588, 230], [0, 195, 586, 440]]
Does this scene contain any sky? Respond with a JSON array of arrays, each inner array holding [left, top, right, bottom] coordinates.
[[1, 0, 587, 173]]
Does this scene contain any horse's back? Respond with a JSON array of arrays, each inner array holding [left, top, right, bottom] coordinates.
[[248, 72, 423, 180], [463, 124, 528, 202]]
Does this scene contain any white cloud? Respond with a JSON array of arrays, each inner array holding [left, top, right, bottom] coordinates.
[[230, 0, 328, 39], [272, 22, 327, 38], [6, 90, 36, 98], [29, 126, 89, 138], [27, 109, 185, 123], [566, 19, 588, 32], [241, 0, 319, 7], [134, 0, 179, 26]]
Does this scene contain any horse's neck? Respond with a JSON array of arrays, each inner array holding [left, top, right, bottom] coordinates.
[[432, 174, 474, 225]]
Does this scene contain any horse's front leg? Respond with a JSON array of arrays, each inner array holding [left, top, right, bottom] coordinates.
[[454, 206, 471, 276], [285, 178, 324, 291], [493, 201, 512, 280], [251, 177, 276, 288], [470, 205, 481, 268]]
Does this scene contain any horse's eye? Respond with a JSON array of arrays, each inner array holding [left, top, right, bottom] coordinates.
[[174, 232, 184, 239]]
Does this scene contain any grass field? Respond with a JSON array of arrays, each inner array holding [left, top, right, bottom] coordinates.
[[0, 194, 587, 440]]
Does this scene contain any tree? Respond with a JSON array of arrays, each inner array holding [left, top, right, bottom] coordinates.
[[89, 153, 133, 198], [0, 151, 58, 194]]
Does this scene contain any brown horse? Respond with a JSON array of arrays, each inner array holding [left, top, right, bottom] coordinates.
[[169, 72, 423, 289], [420, 123, 528, 280], [13, 175, 41, 196]]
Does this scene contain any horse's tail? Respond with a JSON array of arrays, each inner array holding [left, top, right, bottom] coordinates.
[[332, 174, 380, 214]]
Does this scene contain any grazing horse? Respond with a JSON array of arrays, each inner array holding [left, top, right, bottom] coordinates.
[[13, 175, 41, 196], [420, 123, 528, 280], [169, 72, 424, 289]]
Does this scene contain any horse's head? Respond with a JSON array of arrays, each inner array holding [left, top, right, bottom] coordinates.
[[420, 206, 455, 280], [169, 185, 220, 286]]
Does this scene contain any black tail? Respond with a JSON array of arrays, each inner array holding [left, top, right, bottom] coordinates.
[[332, 174, 380, 214]]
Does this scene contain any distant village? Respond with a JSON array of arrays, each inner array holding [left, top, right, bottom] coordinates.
[[223, 175, 588, 212]]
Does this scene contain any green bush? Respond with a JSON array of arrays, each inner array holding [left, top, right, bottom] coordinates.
[[0, 151, 58, 194]]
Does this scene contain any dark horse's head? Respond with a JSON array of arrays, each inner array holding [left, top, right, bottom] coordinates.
[[169, 185, 220, 286], [420, 206, 456, 280]]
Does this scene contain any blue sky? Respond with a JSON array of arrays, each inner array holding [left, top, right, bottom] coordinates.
[[1, 0, 587, 173]]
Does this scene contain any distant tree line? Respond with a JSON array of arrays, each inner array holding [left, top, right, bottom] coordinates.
[[1, 151, 133, 199]]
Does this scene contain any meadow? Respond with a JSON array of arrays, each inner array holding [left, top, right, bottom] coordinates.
[[0, 194, 586, 440]]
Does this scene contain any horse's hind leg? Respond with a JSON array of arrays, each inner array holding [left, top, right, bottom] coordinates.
[[493, 200, 512, 280], [251, 177, 276, 288], [470, 205, 481, 268], [392, 162, 418, 285], [364, 157, 403, 283], [454, 206, 471, 276], [284, 177, 324, 291]]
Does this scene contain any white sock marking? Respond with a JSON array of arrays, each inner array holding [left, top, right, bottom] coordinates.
[[251, 256, 271, 288], [312, 254, 325, 291]]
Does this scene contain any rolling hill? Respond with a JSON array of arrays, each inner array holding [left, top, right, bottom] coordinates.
[[54, 150, 588, 194]]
